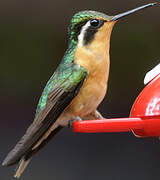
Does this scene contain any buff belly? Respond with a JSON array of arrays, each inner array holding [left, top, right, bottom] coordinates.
[[66, 73, 107, 117]]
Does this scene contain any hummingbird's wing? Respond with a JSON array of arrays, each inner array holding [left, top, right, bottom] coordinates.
[[2, 63, 87, 167]]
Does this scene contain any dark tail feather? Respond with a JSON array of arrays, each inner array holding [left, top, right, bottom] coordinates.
[[26, 126, 63, 159], [2, 126, 63, 177], [13, 126, 63, 178]]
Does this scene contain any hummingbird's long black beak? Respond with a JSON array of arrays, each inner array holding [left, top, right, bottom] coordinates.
[[111, 2, 157, 21]]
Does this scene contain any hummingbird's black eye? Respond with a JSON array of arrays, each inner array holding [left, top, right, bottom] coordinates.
[[90, 19, 100, 27], [90, 19, 104, 28]]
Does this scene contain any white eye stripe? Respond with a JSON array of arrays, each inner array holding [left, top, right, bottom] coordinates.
[[78, 21, 91, 47]]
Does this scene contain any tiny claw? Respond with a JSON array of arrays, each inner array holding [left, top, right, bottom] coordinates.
[[68, 116, 82, 128]]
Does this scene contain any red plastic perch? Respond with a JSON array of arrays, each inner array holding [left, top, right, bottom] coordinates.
[[73, 118, 143, 133], [72, 117, 160, 137]]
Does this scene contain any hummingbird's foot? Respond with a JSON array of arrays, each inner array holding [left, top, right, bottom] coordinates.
[[82, 110, 104, 120], [68, 116, 82, 128]]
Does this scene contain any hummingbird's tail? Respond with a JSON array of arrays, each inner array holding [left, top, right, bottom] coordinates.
[[14, 157, 31, 178], [2, 125, 63, 178], [13, 126, 63, 178]]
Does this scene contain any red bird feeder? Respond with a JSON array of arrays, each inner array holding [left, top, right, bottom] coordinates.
[[73, 64, 160, 138]]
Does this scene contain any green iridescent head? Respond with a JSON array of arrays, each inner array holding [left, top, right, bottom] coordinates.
[[68, 3, 156, 45], [69, 11, 112, 44]]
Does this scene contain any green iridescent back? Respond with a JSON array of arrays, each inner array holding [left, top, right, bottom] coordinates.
[[35, 44, 76, 116]]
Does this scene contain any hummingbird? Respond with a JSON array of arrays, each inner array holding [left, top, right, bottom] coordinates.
[[2, 2, 156, 178]]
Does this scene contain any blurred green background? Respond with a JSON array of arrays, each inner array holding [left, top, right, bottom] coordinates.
[[0, 0, 160, 180]]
